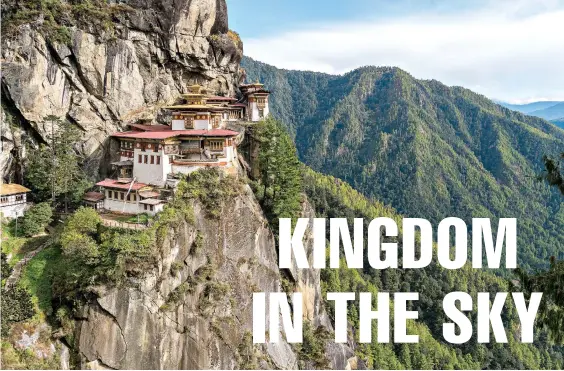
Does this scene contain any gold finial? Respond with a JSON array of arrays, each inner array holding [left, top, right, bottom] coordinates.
[[188, 84, 202, 94]]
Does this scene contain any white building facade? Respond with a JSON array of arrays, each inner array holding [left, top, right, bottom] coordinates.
[[0, 184, 30, 219], [95, 179, 165, 216]]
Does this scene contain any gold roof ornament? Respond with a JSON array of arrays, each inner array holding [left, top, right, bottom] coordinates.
[[187, 84, 202, 94]]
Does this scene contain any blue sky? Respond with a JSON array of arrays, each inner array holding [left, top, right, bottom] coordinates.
[[226, 0, 564, 103], [228, 0, 484, 39]]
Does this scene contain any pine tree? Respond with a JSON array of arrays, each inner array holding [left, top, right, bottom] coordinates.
[[25, 116, 92, 212], [255, 117, 303, 224], [539, 153, 564, 195]]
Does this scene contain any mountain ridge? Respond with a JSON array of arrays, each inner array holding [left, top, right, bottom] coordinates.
[[497, 100, 563, 114], [529, 102, 564, 120], [242, 56, 564, 271]]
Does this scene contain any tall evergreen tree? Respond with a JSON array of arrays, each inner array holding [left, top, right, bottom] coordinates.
[[254, 117, 303, 223], [539, 153, 564, 195], [25, 116, 92, 212]]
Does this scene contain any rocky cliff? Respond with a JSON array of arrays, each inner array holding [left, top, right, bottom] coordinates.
[[73, 182, 354, 369], [1, 0, 243, 181]]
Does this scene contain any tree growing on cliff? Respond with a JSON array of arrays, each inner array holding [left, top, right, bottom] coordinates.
[[25, 116, 92, 212], [538, 153, 564, 195], [253, 117, 303, 225], [20, 202, 53, 237]]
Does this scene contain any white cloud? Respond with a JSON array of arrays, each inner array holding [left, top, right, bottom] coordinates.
[[243, 1, 564, 103]]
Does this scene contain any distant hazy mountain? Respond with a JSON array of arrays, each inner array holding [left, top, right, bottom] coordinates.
[[496, 100, 563, 114], [497, 100, 564, 123], [552, 118, 564, 129], [529, 102, 564, 120]]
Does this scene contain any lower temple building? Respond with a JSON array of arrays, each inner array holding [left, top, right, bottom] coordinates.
[[93, 179, 165, 216], [1, 183, 30, 219]]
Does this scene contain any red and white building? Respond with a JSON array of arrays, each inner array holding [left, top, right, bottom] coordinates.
[[86, 83, 270, 216]]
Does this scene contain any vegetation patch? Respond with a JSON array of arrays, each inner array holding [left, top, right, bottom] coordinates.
[[19, 203, 53, 237], [0, 339, 60, 370], [237, 331, 259, 370], [53, 207, 156, 301], [19, 247, 62, 316], [227, 30, 243, 50], [294, 321, 331, 369], [25, 117, 92, 212], [176, 168, 242, 219], [1, 0, 133, 44], [1, 221, 49, 263], [190, 232, 204, 256], [160, 282, 190, 311], [198, 282, 230, 314], [247, 118, 304, 233], [0, 286, 35, 337]]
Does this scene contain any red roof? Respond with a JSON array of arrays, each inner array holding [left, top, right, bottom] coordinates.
[[113, 131, 179, 139], [112, 129, 239, 139], [96, 179, 148, 190], [129, 124, 171, 132]]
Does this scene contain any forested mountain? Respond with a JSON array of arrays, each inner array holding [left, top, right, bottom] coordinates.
[[303, 167, 563, 370], [242, 57, 564, 272]]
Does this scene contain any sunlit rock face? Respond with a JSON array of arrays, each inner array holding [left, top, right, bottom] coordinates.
[[1, 0, 243, 180]]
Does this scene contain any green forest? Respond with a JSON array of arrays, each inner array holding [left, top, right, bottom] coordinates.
[[252, 118, 564, 369], [242, 56, 564, 273], [2, 116, 563, 369]]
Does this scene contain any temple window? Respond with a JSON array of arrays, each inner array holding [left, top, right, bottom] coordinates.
[[209, 140, 224, 151], [185, 117, 194, 129]]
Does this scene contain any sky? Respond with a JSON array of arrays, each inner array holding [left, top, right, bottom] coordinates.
[[226, 0, 564, 104]]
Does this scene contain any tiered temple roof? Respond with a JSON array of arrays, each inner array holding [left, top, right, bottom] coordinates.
[[113, 129, 239, 140], [164, 84, 245, 112]]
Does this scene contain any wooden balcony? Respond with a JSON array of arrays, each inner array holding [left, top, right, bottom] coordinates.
[[181, 148, 202, 154]]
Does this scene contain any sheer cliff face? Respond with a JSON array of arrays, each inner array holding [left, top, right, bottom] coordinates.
[[75, 186, 331, 370], [0, 0, 242, 180]]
